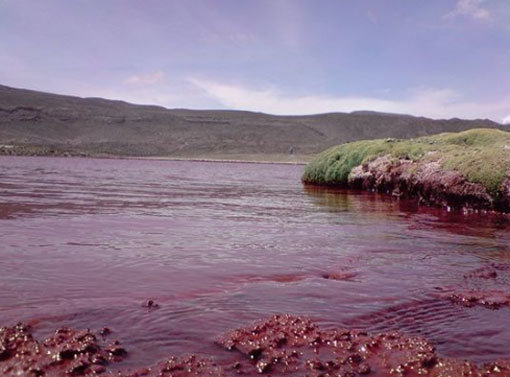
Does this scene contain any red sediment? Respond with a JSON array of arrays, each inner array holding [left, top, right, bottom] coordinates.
[[0, 323, 126, 376], [118, 356, 225, 377], [229, 273, 308, 284], [231, 271, 358, 284], [464, 263, 510, 280], [465, 267, 499, 279], [3, 315, 510, 376], [321, 271, 358, 281], [444, 263, 510, 309], [448, 290, 510, 309], [0, 323, 223, 377], [217, 314, 510, 377]]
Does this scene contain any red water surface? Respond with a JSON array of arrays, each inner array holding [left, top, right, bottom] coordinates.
[[0, 156, 509, 371]]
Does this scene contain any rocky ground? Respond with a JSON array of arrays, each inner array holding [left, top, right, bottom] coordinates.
[[347, 154, 510, 213], [2, 314, 510, 377]]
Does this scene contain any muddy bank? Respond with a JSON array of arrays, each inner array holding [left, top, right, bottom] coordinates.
[[3, 315, 510, 377], [302, 129, 510, 213], [347, 155, 510, 212]]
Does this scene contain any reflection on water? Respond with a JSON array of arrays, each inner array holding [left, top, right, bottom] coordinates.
[[0, 156, 509, 367]]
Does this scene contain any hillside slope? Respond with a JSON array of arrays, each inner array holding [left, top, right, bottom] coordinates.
[[0, 84, 502, 159]]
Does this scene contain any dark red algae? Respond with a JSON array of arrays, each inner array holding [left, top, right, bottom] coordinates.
[[448, 290, 510, 309], [0, 323, 126, 376], [217, 314, 510, 377], [3, 315, 510, 377], [444, 263, 510, 309]]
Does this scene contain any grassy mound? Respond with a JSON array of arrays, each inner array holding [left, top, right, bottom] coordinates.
[[302, 128, 510, 195]]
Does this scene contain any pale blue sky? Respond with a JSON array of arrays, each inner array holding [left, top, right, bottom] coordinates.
[[1, 0, 509, 122]]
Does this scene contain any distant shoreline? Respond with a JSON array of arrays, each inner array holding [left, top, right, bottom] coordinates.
[[133, 155, 309, 165], [0, 151, 310, 165]]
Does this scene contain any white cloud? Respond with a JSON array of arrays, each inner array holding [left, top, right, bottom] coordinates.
[[503, 115, 510, 124], [447, 0, 491, 21], [189, 78, 510, 122], [124, 71, 165, 86]]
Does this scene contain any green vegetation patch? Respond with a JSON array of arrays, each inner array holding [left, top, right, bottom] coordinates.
[[302, 128, 510, 194]]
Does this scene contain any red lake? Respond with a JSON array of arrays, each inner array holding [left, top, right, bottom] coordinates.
[[0, 156, 509, 375]]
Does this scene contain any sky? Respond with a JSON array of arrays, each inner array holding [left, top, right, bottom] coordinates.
[[1, 0, 509, 123]]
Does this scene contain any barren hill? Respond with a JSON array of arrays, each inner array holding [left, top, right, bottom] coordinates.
[[0, 84, 502, 160]]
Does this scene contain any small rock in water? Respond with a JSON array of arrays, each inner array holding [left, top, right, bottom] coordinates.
[[321, 271, 357, 281], [142, 299, 160, 311]]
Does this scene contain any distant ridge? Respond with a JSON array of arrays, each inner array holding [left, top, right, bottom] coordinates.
[[0, 84, 502, 159]]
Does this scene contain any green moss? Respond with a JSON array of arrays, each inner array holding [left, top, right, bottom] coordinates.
[[302, 128, 510, 194]]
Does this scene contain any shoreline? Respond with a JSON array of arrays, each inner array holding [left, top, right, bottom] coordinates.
[[132, 155, 309, 165], [0, 152, 311, 165]]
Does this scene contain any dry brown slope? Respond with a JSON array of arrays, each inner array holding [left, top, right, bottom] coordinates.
[[0, 84, 502, 158]]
